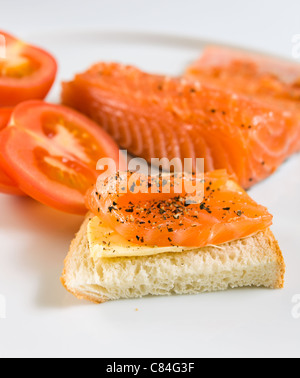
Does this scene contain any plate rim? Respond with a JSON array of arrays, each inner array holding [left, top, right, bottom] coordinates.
[[25, 28, 299, 64]]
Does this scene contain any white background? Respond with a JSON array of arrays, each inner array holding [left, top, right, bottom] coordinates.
[[0, 0, 300, 358], [1, 0, 300, 57]]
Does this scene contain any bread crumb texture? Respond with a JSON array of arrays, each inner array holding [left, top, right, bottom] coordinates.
[[61, 216, 285, 303]]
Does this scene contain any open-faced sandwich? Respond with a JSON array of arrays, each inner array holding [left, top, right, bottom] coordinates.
[[61, 170, 285, 303]]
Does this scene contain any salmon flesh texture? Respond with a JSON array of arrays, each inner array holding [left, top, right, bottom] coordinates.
[[62, 62, 300, 189]]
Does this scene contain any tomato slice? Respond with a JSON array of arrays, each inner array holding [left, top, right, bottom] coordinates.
[[0, 107, 24, 195], [86, 170, 273, 247], [0, 165, 24, 196], [0, 101, 124, 214], [0, 107, 13, 125], [0, 31, 57, 106]]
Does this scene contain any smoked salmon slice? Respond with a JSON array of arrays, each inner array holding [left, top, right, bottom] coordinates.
[[85, 170, 273, 248], [62, 62, 300, 189], [185, 46, 300, 112]]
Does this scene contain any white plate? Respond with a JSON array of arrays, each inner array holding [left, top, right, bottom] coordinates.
[[0, 30, 300, 358]]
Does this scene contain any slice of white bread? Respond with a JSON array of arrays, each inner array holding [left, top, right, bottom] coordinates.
[[61, 215, 285, 303]]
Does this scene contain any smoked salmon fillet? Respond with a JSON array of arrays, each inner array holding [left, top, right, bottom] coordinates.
[[185, 45, 300, 111], [62, 62, 300, 189]]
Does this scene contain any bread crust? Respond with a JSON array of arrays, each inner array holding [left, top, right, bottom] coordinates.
[[61, 217, 107, 303], [263, 228, 285, 289], [61, 215, 285, 303]]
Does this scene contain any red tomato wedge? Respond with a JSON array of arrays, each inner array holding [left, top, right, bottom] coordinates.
[[0, 31, 57, 106], [0, 101, 124, 214], [86, 170, 273, 247], [0, 107, 24, 195]]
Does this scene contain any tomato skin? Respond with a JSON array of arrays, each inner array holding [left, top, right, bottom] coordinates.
[[0, 107, 24, 195], [0, 167, 24, 196], [0, 101, 124, 214], [0, 107, 13, 126], [0, 31, 57, 106]]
